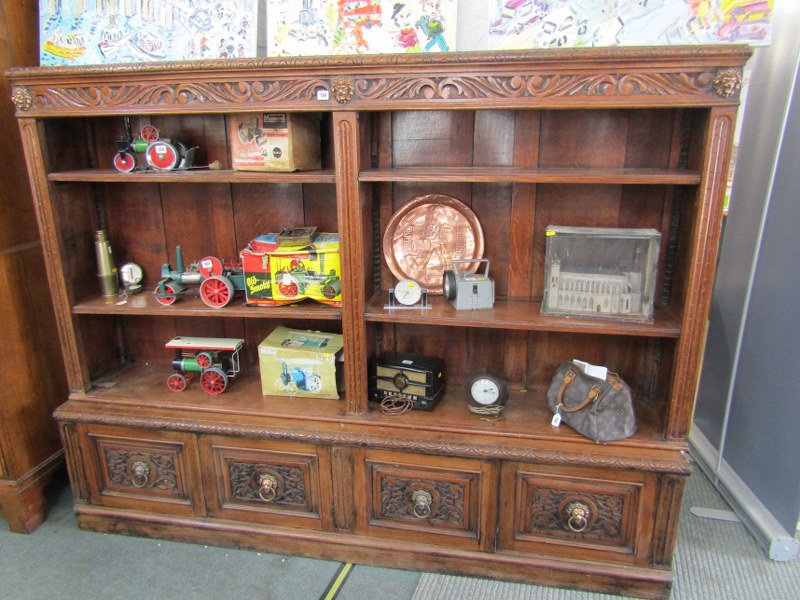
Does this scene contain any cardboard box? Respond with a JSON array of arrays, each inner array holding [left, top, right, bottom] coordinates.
[[229, 113, 321, 172], [241, 232, 342, 307], [258, 327, 343, 399]]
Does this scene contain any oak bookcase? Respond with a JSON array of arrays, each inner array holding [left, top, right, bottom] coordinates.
[[8, 46, 750, 597]]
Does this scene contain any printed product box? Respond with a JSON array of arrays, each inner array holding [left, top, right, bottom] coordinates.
[[258, 326, 343, 399], [229, 112, 321, 172], [241, 232, 342, 307]]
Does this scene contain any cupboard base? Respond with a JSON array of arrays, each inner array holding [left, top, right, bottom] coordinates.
[[73, 505, 673, 600]]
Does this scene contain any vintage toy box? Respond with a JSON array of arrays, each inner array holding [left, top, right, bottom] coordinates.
[[241, 232, 342, 307], [258, 327, 343, 399], [229, 112, 321, 172], [542, 226, 661, 323]]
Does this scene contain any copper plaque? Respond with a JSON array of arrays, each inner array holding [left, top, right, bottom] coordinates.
[[383, 194, 484, 294]]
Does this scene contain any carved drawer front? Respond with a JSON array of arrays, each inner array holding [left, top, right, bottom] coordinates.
[[200, 436, 333, 530], [498, 462, 657, 564], [355, 449, 497, 551], [80, 424, 204, 516]]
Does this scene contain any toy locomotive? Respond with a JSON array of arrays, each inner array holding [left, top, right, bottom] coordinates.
[[165, 336, 244, 395]]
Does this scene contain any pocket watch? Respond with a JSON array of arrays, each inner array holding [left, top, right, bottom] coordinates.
[[464, 368, 509, 415]]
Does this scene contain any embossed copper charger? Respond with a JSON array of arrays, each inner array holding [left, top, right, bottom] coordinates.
[[383, 194, 484, 294]]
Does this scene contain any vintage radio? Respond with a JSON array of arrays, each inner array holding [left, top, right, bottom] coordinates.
[[369, 352, 445, 411]]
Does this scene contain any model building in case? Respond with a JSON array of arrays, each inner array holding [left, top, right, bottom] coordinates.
[[542, 226, 660, 323]]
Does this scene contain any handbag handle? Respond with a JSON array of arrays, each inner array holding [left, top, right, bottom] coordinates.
[[556, 370, 602, 413]]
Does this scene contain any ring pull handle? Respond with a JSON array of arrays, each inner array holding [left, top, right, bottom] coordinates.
[[257, 474, 279, 502], [564, 500, 591, 533], [410, 489, 433, 519], [131, 461, 151, 488]]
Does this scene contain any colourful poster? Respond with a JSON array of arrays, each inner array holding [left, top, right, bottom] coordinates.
[[40, 1, 259, 67], [488, 0, 773, 50], [267, 0, 457, 57]]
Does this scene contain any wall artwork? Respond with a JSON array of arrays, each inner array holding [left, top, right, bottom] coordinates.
[[40, 1, 259, 66], [267, 0, 457, 57], [488, 0, 773, 50]]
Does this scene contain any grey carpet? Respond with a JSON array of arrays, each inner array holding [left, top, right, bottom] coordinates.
[[412, 462, 800, 599]]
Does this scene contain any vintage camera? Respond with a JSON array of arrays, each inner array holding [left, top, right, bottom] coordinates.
[[369, 351, 445, 410], [442, 258, 495, 310]]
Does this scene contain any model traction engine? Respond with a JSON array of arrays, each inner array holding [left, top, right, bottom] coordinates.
[[165, 336, 244, 394], [113, 117, 199, 172], [154, 246, 246, 308]]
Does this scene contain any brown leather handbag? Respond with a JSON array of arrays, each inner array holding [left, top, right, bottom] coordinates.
[[546, 361, 636, 442]]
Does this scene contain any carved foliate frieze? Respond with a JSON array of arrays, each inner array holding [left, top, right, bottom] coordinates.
[[22, 70, 721, 113], [228, 461, 307, 506], [28, 78, 329, 111], [104, 448, 180, 493], [379, 474, 465, 526], [354, 71, 716, 102], [529, 488, 624, 542]]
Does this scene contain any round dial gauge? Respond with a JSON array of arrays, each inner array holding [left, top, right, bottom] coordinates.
[[394, 279, 423, 306], [470, 378, 501, 405], [120, 262, 144, 285], [120, 262, 144, 294], [464, 368, 509, 408]]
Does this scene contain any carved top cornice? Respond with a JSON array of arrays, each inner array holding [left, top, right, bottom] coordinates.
[[8, 46, 751, 117]]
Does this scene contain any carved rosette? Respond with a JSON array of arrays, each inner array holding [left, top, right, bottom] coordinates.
[[529, 488, 624, 542], [11, 86, 32, 112], [380, 475, 465, 526], [104, 448, 180, 493], [713, 68, 742, 98], [228, 461, 307, 506]]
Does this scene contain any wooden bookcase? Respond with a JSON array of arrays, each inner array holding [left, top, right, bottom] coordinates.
[[8, 46, 750, 598]]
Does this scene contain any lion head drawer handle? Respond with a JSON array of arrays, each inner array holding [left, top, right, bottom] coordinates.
[[564, 500, 592, 533], [410, 489, 433, 519], [131, 461, 151, 488], [257, 473, 279, 502]]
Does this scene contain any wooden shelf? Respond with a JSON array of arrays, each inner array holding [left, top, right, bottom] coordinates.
[[75, 362, 672, 452], [364, 293, 681, 338], [48, 168, 337, 184], [73, 292, 342, 320], [359, 166, 702, 185]]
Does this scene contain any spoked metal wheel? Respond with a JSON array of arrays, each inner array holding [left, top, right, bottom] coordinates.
[[200, 368, 228, 394], [200, 276, 234, 308], [167, 373, 188, 392], [140, 125, 159, 142], [195, 352, 213, 369]]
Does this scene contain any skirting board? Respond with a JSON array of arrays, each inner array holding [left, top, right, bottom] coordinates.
[[689, 426, 799, 562]]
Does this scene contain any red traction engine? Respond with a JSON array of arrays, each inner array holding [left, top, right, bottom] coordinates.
[[165, 336, 244, 395], [113, 118, 198, 172]]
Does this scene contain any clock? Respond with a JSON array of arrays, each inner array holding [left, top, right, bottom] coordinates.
[[464, 368, 509, 416], [120, 262, 144, 294], [393, 279, 423, 306]]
